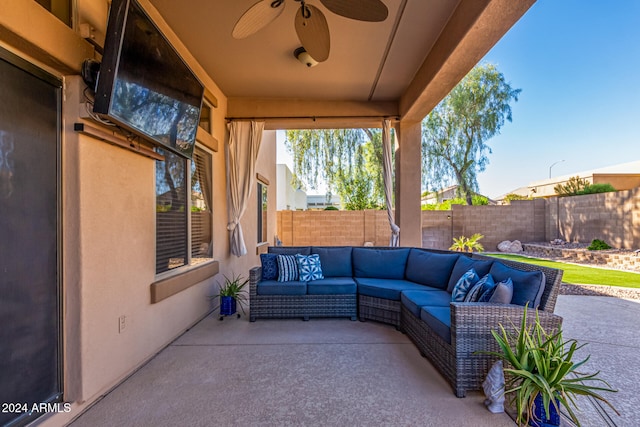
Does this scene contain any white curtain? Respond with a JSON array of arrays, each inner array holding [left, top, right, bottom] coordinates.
[[226, 120, 265, 256], [382, 119, 400, 246]]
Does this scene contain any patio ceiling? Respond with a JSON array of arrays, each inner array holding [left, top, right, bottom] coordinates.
[[148, 0, 535, 127]]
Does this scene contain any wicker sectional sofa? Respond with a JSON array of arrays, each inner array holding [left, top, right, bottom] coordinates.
[[249, 246, 564, 397]]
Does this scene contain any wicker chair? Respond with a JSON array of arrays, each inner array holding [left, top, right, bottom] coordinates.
[[401, 254, 564, 397]]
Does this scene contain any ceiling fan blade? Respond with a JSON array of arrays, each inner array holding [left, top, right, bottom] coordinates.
[[232, 0, 286, 39], [295, 4, 330, 62], [319, 0, 388, 22]]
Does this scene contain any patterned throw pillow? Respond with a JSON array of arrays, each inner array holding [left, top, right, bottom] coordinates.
[[277, 254, 299, 282], [465, 274, 495, 302], [451, 268, 479, 302], [260, 253, 279, 281], [296, 254, 324, 282]]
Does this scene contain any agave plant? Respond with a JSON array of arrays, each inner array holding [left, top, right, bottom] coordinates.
[[449, 233, 484, 253], [487, 309, 618, 426]]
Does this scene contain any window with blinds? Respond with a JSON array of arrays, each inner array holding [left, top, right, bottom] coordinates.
[[156, 145, 213, 275]]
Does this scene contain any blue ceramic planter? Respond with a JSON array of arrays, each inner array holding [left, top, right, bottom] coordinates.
[[220, 296, 237, 316], [529, 394, 561, 427]]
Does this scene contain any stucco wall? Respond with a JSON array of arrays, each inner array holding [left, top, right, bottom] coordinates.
[[1, 1, 276, 425]]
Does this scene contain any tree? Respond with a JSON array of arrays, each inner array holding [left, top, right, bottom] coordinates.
[[422, 63, 521, 205], [285, 128, 388, 209]]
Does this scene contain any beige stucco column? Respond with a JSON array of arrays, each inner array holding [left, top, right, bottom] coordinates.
[[395, 120, 422, 247]]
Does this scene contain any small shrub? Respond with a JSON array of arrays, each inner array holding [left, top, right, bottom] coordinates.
[[587, 239, 611, 250], [324, 206, 339, 210], [555, 176, 588, 196], [577, 183, 616, 195], [503, 193, 531, 204], [450, 233, 484, 252]]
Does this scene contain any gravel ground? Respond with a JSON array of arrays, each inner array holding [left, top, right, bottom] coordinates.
[[560, 283, 640, 300]]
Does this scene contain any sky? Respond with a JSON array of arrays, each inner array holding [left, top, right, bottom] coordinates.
[[278, 1, 640, 198], [476, 0, 640, 197]]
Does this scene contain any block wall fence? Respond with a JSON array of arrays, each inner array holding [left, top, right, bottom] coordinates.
[[276, 187, 640, 250]]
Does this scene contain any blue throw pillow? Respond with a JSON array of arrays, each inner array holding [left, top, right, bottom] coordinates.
[[490, 262, 545, 308], [464, 274, 495, 302], [296, 254, 324, 281], [451, 268, 479, 302], [277, 254, 299, 282], [260, 253, 279, 281], [488, 278, 514, 304], [478, 275, 500, 302]]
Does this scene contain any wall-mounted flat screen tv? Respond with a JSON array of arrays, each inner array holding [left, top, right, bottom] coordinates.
[[93, 0, 203, 159]]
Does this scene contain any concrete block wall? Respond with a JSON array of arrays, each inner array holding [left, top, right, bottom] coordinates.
[[548, 187, 640, 249], [277, 210, 392, 246], [277, 189, 640, 250]]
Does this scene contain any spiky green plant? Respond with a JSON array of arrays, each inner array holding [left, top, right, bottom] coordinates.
[[449, 233, 484, 253], [212, 274, 249, 315], [486, 309, 618, 426]]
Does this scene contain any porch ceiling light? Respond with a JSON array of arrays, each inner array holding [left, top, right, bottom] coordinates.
[[294, 47, 318, 68]]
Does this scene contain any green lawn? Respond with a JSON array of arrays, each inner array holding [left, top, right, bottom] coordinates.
[[487, 254, 640, 288]]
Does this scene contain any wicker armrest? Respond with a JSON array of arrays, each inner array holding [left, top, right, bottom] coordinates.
[[249, 266, 262, 298], [450, 302, 563, 339]]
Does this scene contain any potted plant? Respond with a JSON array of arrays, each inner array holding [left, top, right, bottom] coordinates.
[[487, 309, 618, 426], [212, 274, 249, 320]]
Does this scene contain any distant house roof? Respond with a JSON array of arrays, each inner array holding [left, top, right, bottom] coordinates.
[[500, 159, 640, 199]]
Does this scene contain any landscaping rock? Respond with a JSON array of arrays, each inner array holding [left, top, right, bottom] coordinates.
[[497, 240, 523, 253]]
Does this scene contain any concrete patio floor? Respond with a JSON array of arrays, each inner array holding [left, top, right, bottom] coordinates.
[[67, 294, 639, 427]]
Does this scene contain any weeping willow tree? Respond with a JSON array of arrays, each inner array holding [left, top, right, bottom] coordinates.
[[422, 63, 521, 205], [285, 128, 388, 210]]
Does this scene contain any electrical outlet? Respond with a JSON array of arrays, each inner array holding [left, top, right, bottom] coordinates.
[[119, 315, 126, 333]]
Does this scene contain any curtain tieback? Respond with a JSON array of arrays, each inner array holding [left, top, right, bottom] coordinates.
[[391, 224, 400, 234], [227, 221, 239, 231]]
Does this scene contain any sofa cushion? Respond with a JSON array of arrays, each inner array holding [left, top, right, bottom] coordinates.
[[420, 306, 451, 344], [404, 249, 459, 289], [451, 268, 479, 302], [401, 289, 451, 317], [490, 262, 546, 308], [256, 280, 307, 296], [277, 255, 299, 282], [260, 253, 279, 281], [296, 254, 324, 281], [488, 278, 514, 304], [311, 246, 353, 277], [352, 248, 410, 279], [477, 275, 500, 302], [464, 274, 495, 302], [269, 246, 311, 255], [307, 277, 357, 295], [355, 278, 427, 301], [447, 256, 494, 292]]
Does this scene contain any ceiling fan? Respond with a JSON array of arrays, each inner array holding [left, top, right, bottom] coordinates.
[[232, 0, 388, 63]]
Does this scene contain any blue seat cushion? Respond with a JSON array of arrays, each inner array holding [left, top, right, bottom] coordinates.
[[490, 262, 546, 308], [447, 256, 494, 292], [268, 246, 311, 255], [355, 278, 428, 301], [352, 247, 410, 279], [420, 306, 452, 344], [311, 246, 353, 277], [404, 249, 459, 289], [256, 280, 307, 296], [307, 277, 357, 295], [400, 289, 451, 317]]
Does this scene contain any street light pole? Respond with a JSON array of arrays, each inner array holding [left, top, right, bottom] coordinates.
[[549, 160, 565, 178]]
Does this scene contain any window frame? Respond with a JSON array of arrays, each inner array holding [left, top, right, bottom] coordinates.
[[256, 175, 269, 245], [155, 143, 214, 279]]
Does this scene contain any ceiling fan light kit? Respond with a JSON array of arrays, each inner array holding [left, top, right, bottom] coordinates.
[[294, 46, 318, 67], [233, 0, 388, 63]]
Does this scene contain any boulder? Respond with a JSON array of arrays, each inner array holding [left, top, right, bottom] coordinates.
[[497, 240, 523, 253]]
